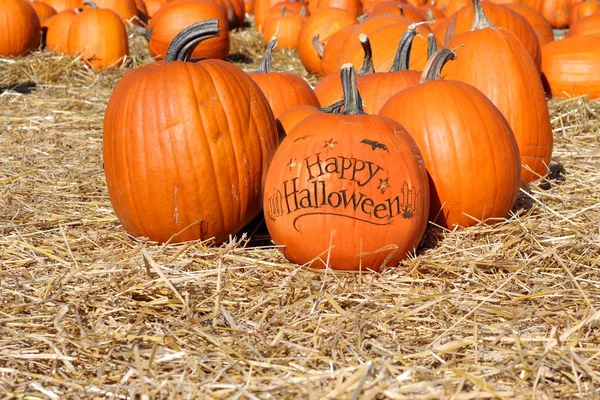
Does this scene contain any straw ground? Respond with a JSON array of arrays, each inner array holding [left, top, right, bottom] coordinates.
[[1, 25, 599, 399]]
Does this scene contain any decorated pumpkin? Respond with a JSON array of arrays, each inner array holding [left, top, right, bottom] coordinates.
[[264, 63, 430, 271]]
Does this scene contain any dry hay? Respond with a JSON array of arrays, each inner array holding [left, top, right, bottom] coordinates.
[[1, 26, 599, 400]]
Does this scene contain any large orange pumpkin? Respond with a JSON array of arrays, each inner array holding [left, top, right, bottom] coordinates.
[[30, 1, 57, 24], [566, 13, 600, 37], [264, 63, 430, 271], [41, 0, 82, 12], [0, 0, 41, 56], [443, 0, 553, 185], [67, 2, 128, 68], [103, 20, 279, 245], [380, 49, 521, 229]]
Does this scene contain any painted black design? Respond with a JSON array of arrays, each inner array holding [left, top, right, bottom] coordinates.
[[293, 135, 312, 142], [361, 139, 389, 152]]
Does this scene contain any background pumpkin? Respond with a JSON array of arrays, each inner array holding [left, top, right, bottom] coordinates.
[[0, 0, 41, 57]]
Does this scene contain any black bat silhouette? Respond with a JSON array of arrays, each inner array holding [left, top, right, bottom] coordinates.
[[293, 135, 313, 142], [361, 139, 389, 152]]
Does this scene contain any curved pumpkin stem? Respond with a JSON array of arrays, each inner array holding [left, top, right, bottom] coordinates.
[[257, 36, 277, 73], [165, 19, 221, 62], [313, 35, 324, 58], [357, 34, 375, 75], [427, 33, 437, 60], [83, 1, 98, 8], [390, 24, 418, 72], [319, 99, 345, 114], [340, 63, 365, 115], [419, 48, 456, 84], [471, 0, 496, 30]]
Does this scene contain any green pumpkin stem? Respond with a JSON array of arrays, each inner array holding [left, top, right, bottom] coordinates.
[[418, 48, 456, 84], [471, 0, 496, 30], [427, 33, 437, 60], [257, 36, 277, 73], [390, 24, 418, 72], [340, 63, 365, 115], [165, 19, 221, 63], [357, 34, 375, 75]]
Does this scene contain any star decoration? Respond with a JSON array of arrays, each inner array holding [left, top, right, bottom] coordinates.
[[323, 138, 338, 149], [378, 178, 390, 194]]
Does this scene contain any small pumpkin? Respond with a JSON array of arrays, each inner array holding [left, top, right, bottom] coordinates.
[[0, 0, 41, 57], [103, 19, 279, 245], [264, 63, 430, 271], [148, 0, 230, 60], [249, 36, 321, 119], [41, 0, 83, 12], [261, 5, 307, 49], [30, 1, 57, 24], [44, 8, 78, 53]]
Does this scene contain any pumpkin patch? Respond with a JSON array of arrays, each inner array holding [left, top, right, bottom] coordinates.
[[2, 0, 600, 397]]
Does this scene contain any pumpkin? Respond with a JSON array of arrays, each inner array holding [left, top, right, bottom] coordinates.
[[249, 36, 321, 119], [442, 0, 542, 70], [262, 6, 307, 49], [144, 0, 168, 17], [569, 0, 600, 25], [297, 7, 357, 76], [309, 0, 362, 17], [276, 100, 343, 137], [30, 1, 57, 24], [566, 13, 600, 37], [504, 3, 554, 46], [380, 49, 521, 229], [254, 0, 306, 31], [103, 19, 279, 245], [315, 26, 423, 114], [89, 0, 139, 25], [148, 0, 230, 60], [443, 0, 553, 184], [44, 8, 78, 53], [67, 1, 128, 68], [0, 0, 41, 56], [521, 0, 571, 28], [368, 2, 426, 21], [541, 35, 600, 99], [41, 0, 82, 12], [264, 63, 429, 271]]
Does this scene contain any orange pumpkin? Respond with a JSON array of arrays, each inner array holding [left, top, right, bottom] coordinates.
[[264, 63, 430, 271], [541, 35, 600, 99], [443, 0, 553, 185], [249, 37, 321, 118], [504, 3, 554, 46], [30, 1, 57, 24], [569, 0, 600, 25], [297, 7, 357, 76], [89, 0, 139, 25], [521, 0, 572, 28], [44, 8, 78, 53], [380, 49, 521, 229], [103, 20, 279, 245], [262, 6, 307, 48], [148, 0, 230, 60], [41, 0, 82, 11], [442, 0, 542, 70], [67, 2, 128, 68], [0, 0, 41, 56], [566, 13, 600, 37], [144, 0, 168, 17]]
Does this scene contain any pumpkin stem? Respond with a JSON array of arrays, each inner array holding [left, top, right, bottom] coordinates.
[[313, 35, 324, 58], [257, 36, 277, 73], [319, 99, 345, 114], [398, 6, 405, 17], [165, 19, 221, 62], [340, 63, 365, 115], [300, 5, 307, 16], [419, 48, 456, 84], [357, 34, 375, 75], [280, 5, 287, 16], [427, 33, 437, 60], [390, 24, 418, 72], [425, 8, 435, 22], [471, 0, 496, 30], [83, 1, 98, 8]]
